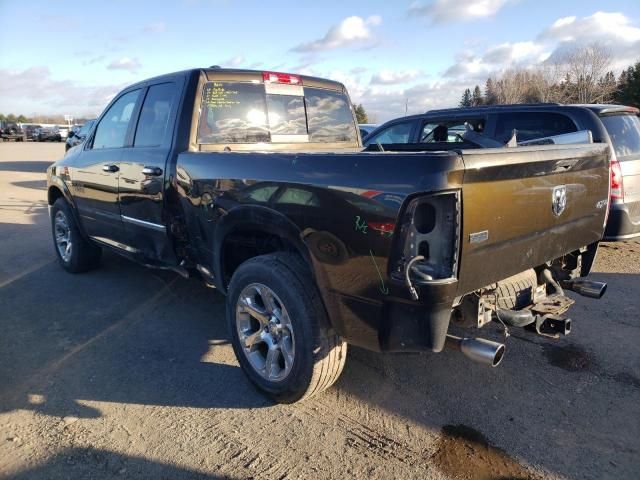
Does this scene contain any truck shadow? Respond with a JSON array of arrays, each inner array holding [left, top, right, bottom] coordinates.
[[0, 206, 271, 418], [0, 160, 52, 173], [9, 447, 232, 479], [2, 204, 638, 479]]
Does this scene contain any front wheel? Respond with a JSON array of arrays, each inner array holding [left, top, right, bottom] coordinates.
[[226, 253, 347, 403], [51, 198, 102, 273]]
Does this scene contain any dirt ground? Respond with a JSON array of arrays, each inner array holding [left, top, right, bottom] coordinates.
[[0, 142, 639, 480]]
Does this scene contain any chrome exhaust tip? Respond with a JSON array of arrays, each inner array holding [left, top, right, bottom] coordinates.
[[563, 279, 607, 299], [445, 335, 505, 367]]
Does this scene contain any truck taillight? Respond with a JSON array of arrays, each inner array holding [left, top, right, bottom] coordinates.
[[262, 72, 301, 85], [610, 159, 624, 201], [367, 222, 395, 236]]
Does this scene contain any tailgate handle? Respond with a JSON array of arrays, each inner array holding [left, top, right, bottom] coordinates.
[[554, 160, 576, 171], [102, 164, 119, 173], [142, 166, 163, 176]]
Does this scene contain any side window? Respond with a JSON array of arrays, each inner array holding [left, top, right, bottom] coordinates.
[[495, 112, 577, 142], [92, 90, 140, 150], [134, 83, 177, 147], [365, 122, 413, 145], [419, 118, 486, 143]]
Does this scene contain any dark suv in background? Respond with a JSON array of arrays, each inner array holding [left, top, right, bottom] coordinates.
[[65, 119, 96, 151], [363, 104, 640, 241]]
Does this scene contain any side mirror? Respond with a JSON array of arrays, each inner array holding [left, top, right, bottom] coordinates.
[[68, 131, 75, 138]]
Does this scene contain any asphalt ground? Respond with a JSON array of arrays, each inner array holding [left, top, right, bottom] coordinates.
[[0, 142, 639, 479]]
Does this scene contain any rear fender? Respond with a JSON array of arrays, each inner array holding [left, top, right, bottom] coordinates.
[[212, 205, 316, 294]]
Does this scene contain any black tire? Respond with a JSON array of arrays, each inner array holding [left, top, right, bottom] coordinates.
[[226, 253, 347, 403], [51, 197, 102, 273]]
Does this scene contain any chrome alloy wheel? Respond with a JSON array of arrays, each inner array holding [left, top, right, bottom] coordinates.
[[54, 210, 72, 262], [235, 283, 295, 382]]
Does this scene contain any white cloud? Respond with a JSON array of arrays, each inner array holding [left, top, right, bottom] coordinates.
[[409, 0, 513, 24], [107, 57, 142, 72], [143, 21, 166, 33], [0, 67, 123, 116], [292, 15, 382, 52], [539, 11, 640, 68], [370, 69, 421, 85]]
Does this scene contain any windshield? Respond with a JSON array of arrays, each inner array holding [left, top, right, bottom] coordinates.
[[600, 114, 640, 160], [197, 81, 357, 144]]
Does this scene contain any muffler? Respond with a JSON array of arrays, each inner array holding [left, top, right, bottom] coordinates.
[[445, 335, 505, 367], [562, 279, 607, 299]]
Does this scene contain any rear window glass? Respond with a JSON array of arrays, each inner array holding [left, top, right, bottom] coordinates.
[[600, 114, 640, 160], [198, 82, 270, 144], [495, 112, 577, 142], [197, 81, 357, 144], [304, 87, 357, 143]]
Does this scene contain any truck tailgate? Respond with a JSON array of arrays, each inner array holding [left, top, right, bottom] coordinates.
[[457, 144, 609, 295]]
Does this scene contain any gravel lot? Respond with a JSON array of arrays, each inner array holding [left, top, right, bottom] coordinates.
[[1, 142, 639, 480]]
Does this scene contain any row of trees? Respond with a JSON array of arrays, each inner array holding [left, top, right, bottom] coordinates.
[[0, 113, 29, 123], [460, 45, 640, 108]]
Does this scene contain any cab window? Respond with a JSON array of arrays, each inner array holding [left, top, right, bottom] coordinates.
[[134, 83, 177, 147], [92, 90, 140, 150], [494, 112, 577, 142]]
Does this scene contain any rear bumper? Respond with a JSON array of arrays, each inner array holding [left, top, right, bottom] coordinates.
[[604, 201, 640, 241]]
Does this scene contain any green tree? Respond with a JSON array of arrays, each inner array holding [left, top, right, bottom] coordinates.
[[6, 113, 16, 123], [354, 104, 369, 123], [471, 85, 483, 106], [459, 88, 472, 107], [17, 114, 28, 123], [0, 114, 5, 122], [615, 61, 640, 108], [484, 78, 497, 105]]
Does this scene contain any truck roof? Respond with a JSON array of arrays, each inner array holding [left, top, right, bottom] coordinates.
[[126, 67, 347, 93]]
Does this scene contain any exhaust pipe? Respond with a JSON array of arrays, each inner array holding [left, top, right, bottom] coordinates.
[[562, 279, 607, 299], [445, 335, 505, 367]]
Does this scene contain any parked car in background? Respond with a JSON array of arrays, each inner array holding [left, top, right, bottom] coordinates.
[[363, 104, 640, 241], [34, 127, 62, 142], [0, 122, 26, 141], [22, 124, 42, 141], [358, 123, 378, 139], [58, 126, 69, 141], [65, 119, 96, 151]]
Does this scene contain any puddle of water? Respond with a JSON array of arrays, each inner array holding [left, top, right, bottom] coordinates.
[[432, 424, 536, 480], [542, 343, 592, 372]]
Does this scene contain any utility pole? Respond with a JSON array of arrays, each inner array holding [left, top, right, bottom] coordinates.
[[404, 98, 409, 116]]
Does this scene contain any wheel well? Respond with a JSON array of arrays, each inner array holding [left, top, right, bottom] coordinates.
[[221, 229, 306, 287], [48, 186, 64, 205]]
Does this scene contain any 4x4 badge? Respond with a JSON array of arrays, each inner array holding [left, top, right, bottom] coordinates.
[[552, 185, 567, 216]]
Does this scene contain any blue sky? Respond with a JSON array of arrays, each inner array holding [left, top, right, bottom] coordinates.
[[1, 0, 639, 121]]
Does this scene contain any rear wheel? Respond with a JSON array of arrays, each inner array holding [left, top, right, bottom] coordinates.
[[51, 198, 102, 273], [227, 253, 347, 403]]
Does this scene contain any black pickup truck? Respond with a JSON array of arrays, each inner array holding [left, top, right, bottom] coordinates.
[[48, 68, 610, 402]]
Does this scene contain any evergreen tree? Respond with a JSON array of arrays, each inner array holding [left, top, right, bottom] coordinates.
[[484, 78, 497, 105], [615, 62, 640, 107], [471, 85, 483, 106], [459, 88, 472, 107], [354, 104, 369, 123]]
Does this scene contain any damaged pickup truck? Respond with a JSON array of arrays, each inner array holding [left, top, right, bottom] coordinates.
[[47, 68, 610, 403]]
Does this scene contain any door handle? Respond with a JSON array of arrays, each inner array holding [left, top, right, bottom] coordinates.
[[142, 166, 163, 176], [102, 164, 119, 173]]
